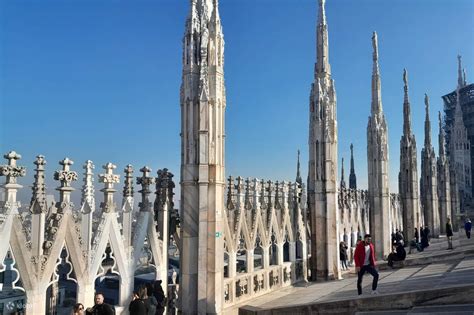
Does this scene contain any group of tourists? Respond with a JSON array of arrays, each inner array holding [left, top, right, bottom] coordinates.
[[353, 217, 473, 296], [71, 281, 166, 315]]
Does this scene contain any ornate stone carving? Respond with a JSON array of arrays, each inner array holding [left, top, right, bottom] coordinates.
[[99, 163, 120, 213]]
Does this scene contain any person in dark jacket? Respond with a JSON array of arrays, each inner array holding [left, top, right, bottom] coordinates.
[[387, 241, 406, 267], [414, 228, 419, 244], [465, 218, 472, 239], [142, 284, 158, 315], [354, 234, 379, 295], [446, 218, 454, 249], [339, 241, 348, 270], [424, 226, 431, 242], [85, 293, 114, 315], [153, 280, 166, 315], [129, 290, 147, 315]]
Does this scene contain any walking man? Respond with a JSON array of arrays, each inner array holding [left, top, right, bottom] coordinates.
[[465, 218, 472, 239], [354, 234, 379, 295]]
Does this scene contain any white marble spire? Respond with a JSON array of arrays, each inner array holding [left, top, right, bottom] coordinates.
[[308, 0, 340, 281], [367, 31, 390, 260], [371, 32, 383, 117], [399, 69, 420, 243]]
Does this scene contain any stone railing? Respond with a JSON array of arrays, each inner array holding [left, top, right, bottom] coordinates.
[[0, 151, 174, 315], [222, 176, 307, 309]]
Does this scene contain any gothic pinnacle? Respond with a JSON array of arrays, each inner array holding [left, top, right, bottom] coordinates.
[[349, 143, 357, 189], [438, 111, 446, 157], [403, 68, 412, 136], [296, 149, 302, 185], [371, 31, 382, 116], [424, 94, 432, 147]]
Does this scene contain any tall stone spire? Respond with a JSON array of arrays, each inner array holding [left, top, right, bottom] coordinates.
[[398, 69, 420, 243], [340, 158, 346, 189], [308, 0, 340, 281], [349, 144, 357, 189], [437, 111, 452, 233], [316, 0, 330, 77], [180, 0, 226, 313], [420, 94, 440, 237], [296, 149, 302, 185], [371, 32, 383, 116], [367, 31, 390, 260]]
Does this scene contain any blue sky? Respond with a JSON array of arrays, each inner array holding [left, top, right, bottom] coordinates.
[[1, 0, 473, 204]]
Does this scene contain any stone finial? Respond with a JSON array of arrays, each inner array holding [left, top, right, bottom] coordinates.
[[463, 68, 467, 87], [0, 151, 26, 185], [54, 158, 78, 213], [0, 151, 26, 205], [244, 178, 252, 210], [123, 164, 134, 198], [236, 176, 244, 194], [137, 166, 155, 212], [81, 160, 95, 214], [30, 155, 47, 214], [99, 163, 120, 213], [54, 158, 78, 188], [154, 168, 175, 215]]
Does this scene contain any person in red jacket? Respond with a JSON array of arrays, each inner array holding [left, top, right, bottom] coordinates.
[[354, 234, 379, 295]]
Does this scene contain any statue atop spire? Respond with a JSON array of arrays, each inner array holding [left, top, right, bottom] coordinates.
[[371, 31, 382, 116], [349, 143, 357, 189], [316, 0, 330, 78], [403, 69, 412, 137], [458, 55, 464, 88], [424, 94, 432, 147]]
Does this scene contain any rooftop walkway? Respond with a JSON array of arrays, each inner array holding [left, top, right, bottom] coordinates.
[[238, 234, 474, 315]]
